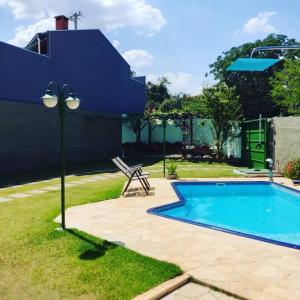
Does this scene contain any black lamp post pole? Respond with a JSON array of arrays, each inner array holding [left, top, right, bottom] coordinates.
[[58, 88, 66, 230], [42, 82, 79, 230], [163, 118, 166, 177]]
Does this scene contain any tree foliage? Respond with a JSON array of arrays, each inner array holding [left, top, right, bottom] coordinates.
[[201, 83, 242, 158], [159, 98, 181, 112], [123, 113, 144, 144], [146, 77, 170, 112], [270, 59, 300, 115], [181, 95, 203, 114], [209, 34, 300, 119]]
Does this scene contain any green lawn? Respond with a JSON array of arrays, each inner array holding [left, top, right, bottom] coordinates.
[[0, 177, 181, 299], [0, 158, 242, 299], [141, 158, 243, 178]]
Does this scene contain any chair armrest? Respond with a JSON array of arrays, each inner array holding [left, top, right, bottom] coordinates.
[[131, 164, 143, 168]]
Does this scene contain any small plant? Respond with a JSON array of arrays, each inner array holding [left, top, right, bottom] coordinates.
[[284, 159, 300, 180], [166, 163, 178, 179]]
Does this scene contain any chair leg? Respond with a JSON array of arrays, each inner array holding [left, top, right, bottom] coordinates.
[[122, 177, 132, 195], [137, 170, 150, 190], [142, 178, 150, 190], [137, 176, 149, 195]]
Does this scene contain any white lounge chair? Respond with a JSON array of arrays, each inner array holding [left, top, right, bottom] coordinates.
[[112, 158, 150, 195]]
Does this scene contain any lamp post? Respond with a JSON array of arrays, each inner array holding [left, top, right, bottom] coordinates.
[[156, 117, 174, 177], [163, 118, 166, 177], [41, 81, 80, 230]]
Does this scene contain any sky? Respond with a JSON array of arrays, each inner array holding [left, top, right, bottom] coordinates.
[[1, 0, 300, 95]]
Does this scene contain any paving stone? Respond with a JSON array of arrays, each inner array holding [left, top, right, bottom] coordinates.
[[71, 181, 85, 185], [101, 174, 118, 178], [28, 190, 47, 194], [61, 177, 300, 300], [208, 290, 236, 300], [93, 177, 107, 180], [9, 193, 29, 198], [198, 293, 219, 300], [175, 283, 210, 298], [65, 183, 78, 187], [161, 283, 229, 300], [161, 293, 176, 300], [0, 197, 12, 203], [42, 186, 60, 191], [80, 178, 98, 182], [91, 175, 105, 179]]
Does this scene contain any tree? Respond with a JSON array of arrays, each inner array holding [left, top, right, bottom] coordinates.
[[270, 59, 300, 115], [209, 34, 300, 119], [146, 77, 170, 112], [159, 98, 181, 112], [145, 77, 171, 145], [181, 95, 203, 114], [201, 83, 242, 159], [123, 113, 144, 144]]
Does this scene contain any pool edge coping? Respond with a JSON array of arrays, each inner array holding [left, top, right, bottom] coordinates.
[[147, 180, 300, 250]]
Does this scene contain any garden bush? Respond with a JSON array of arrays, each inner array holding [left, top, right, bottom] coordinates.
[[284, 159, 300, 180]]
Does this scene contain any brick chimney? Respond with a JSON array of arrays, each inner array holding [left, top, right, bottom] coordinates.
[[54, 15, 69, 30]]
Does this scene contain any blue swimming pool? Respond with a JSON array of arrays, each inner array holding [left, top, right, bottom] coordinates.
[[148, 182, 300, 249]]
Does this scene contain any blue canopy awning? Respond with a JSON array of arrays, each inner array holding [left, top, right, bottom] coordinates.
[[226, 58, 280, 72]]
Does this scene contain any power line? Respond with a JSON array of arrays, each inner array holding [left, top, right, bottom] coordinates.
[[81, 14, 104, 31], [69, 11, 82, 30]]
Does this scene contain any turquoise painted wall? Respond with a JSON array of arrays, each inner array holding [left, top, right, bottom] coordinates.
[[122, 118, 241, 158]]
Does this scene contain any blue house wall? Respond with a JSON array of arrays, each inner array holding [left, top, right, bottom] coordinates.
[[0, 29, 145, 175], [0, 29, 145, 113]]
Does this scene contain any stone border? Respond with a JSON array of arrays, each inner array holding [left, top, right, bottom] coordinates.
[[132, 273, 190, 300], [63, 177, 300, 300]]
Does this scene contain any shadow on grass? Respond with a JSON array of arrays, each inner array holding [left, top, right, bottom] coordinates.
[[0, 160, 116, 188], [67, 229, 119, 260]]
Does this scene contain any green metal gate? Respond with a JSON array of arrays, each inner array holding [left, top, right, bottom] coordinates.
[[242, 118, 270, 169]]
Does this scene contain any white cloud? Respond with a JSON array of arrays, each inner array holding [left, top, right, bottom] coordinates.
[[1, 0, 166, 46], [112, 39, 120, 48], [147, 72, 202, 95], [243, 12, 277, 34], [123, 49, 153, 68], [8, 18, 53, 46]]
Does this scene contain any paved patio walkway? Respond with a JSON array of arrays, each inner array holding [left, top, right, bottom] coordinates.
[[59, 177, 300, 300], [161, 282, 236, 300], [0, 170, 126, 203], [0, 165, 237, 203]]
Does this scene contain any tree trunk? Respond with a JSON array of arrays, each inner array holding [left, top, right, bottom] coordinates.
[[216, 147, 222, 160], [216, 139, 224, 160], [136, 119, 141, 144], [189, 118, 193, 144], [147, 119, 152, 145], [215, 127, 222, 160]]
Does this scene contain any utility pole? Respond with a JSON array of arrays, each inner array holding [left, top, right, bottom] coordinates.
[[69, 11, 82, 30]]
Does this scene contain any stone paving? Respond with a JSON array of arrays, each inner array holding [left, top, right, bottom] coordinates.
[[0, 171, 123, 203], [161, 283, 236, 300], [60, 177, 300, 300], [0, 196, 12, 203], [0, 165, 226, 203]]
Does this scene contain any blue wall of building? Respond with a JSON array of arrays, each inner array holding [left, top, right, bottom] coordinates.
[[0, 42, 51, 103], [0, 29, 145, 114]]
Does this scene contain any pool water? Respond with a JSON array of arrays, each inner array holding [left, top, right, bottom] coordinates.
[[148, 182, 300, 249]]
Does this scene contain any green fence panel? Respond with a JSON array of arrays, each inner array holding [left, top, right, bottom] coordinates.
[[242, 118, 269, 169]]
